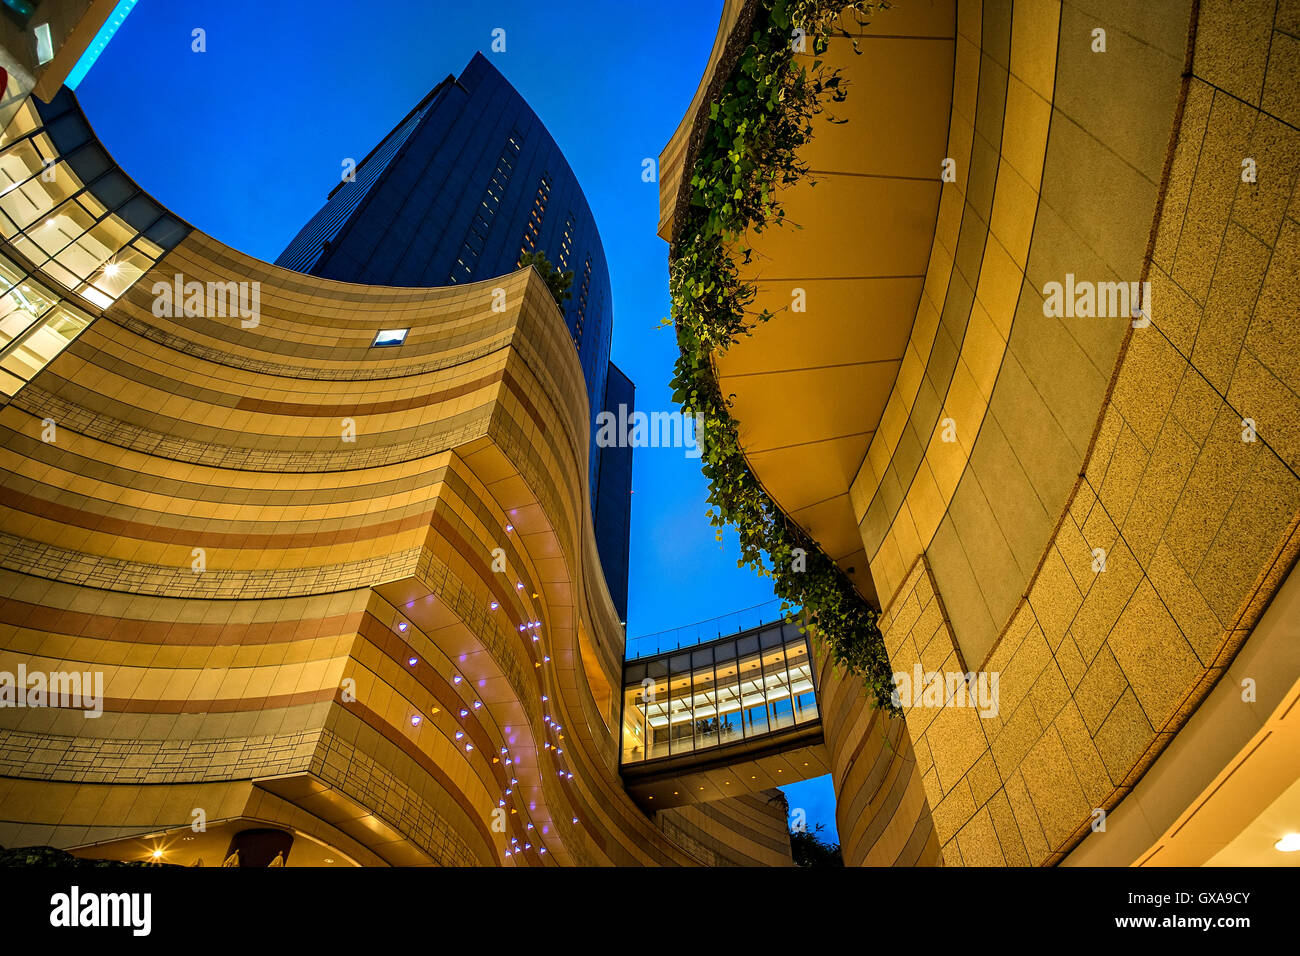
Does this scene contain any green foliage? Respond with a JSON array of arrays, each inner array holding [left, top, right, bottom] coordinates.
[[790, 824, 845, 867], [519, 250, 573, 309], [668, 0, 900, 713]]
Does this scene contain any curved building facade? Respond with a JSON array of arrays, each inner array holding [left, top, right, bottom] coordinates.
[[660, 0, 1300, 866], [275, 53, 633, 621], [0, 87, 788, 866]]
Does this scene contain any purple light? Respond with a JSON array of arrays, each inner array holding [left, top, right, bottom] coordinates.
[[410, 715, 421, 727], [453, 675, 463, 684], [490, 601, 499, 610], [397, 621, 408, 632], [505, 524, 514, 533], [407, 656, 418, 666]]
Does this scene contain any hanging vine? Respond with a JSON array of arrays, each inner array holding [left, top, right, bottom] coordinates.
[[668, 0, 899, 712]]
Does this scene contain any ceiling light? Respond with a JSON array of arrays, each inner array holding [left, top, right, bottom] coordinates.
[[1275, 834, 1300, 852]]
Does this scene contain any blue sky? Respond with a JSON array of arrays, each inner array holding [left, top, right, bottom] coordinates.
[[74, 0, 836, 840]]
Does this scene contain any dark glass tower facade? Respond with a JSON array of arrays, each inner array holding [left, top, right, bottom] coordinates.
[[276, 52, 631, 619]]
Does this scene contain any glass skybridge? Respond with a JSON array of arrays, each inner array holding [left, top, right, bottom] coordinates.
[[620, 616, 819, 766]]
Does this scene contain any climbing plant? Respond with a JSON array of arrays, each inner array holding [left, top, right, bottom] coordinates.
[[668, 0, 900, 713], [520, 250, 573, 308]]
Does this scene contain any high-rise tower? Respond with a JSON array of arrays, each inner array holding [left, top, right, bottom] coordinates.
[[277, 52, 632, 619]]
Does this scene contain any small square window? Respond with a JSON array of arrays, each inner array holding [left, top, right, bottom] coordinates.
[[372, 328, 408, 347]]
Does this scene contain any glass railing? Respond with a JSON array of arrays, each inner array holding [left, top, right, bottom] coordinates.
[[623, 598, 798, 661], [620, 618, 819, 765]]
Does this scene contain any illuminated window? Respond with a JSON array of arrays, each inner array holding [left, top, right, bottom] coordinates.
[[371, 328, 408, 347], [448, 130, 522, 282], [620, 619, 816, 764], [0, 249, 92, 395], [0, 97, 186, 308], [519, 174, 551, 257], [557, 215, 574, 270]]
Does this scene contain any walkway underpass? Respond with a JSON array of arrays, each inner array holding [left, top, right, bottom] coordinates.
[[620, 612, 830, 809]]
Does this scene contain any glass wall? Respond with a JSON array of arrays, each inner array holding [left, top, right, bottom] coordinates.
[[620, 620, 819, 765], [0, 90, 186, 312], [0, 88, 190, 397], [0, 249, 92, 395]]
